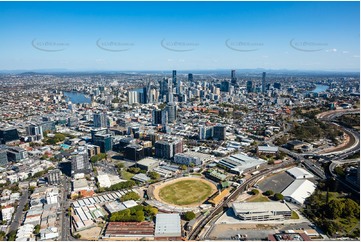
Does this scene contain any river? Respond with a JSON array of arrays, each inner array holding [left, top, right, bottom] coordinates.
[[312, 84, 329, 93], [64, 91, 91, 104]]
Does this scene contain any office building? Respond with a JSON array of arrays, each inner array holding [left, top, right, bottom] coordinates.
[[174, 153, 201, 166], [213, 125, 226, 140], [0, 128, 20, 144], [247, 80, 254, 93], [155, 138, 183, 160], [166, 103, 177, 123], [199, 126, 213, 140], [93, 112, 107, 128], [48, 169, 61, 185], [7, 147, 27, 162], [91, 129, 113, 153], [221, 80, 230, 92], [231, 70, 237, 85], [152, 109, 163, 125], [172, 70, 177, 87], [124, 144, 144, 161], [274, 82, 281, 89], [262, 72, 266, 93], [0, 147, 8, 166], [188, 73, 193, 82], [71, 151, 91, 175], [41, 121, 56, 133], [26, 124, 43, 140]]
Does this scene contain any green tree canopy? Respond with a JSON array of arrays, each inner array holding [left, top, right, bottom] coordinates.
[[183, 211, 196, 221]]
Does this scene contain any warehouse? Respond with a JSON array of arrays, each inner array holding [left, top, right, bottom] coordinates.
[[104, 221, 155, 239], [217, 153, 266, 175], [232, 202, 292, 221], [286, 167, 314, 179], [155, 213, 182, 240], [282, 179, 316, 205]]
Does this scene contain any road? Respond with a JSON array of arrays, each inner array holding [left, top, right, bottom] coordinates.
[[8, 190, 29, 233]]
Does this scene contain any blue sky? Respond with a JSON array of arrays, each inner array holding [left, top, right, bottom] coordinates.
[[0, 1, 359, 72]]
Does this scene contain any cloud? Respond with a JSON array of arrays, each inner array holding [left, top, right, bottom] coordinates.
[[342, 51, 349, 54], [325, 48, 337, 52]]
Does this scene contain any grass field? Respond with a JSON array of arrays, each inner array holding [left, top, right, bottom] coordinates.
[[121, 170, 134, 180], [158, 180, 214, 206], [246, 193, 270, 202]]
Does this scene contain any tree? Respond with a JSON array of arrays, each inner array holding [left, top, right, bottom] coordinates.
[[144, 205, 158, 217], [74, 234, 81, 239], [274, 193, 284, 201], [0, 231, 5, 241], [327, 199, 345, 219], [120, 191, 140, 202], [183, 211, 196, 221], [7, 230, 17, 241], [251, 189, 259, 195], [148, 171, 160, 180], [263, 190, 274, 196], [180, 165, 187, 170], [127, 167, 141, 174], [90, 153, 107, 163], [34, 224, 41, 235], [342, 198, 360, 218]]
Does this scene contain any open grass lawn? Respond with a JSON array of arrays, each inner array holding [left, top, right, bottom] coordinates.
[[159, 180, 214, 205], [246, 193, 270, 202], [291, 211, 299, 219], [121, 170, 134, 180]]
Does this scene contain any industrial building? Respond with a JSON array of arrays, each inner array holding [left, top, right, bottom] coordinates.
[[155, 213, 182, 240], [286, 167, 314, 179], [282, 179, 316, 205], [104, 222, 155, 239], [217, 153, 266, 175], [232, 202, 292, 221]]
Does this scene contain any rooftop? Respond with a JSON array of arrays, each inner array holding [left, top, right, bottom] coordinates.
[[155, 213, 181, 237]]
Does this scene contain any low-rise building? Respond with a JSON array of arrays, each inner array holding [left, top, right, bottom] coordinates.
[[104, 222, 155, 239], [282, 179, 316, 205], [232, 202, 292, 221], [286, 167, 314, 179], [136, 157, 160, 171], [155, 213, 182, 240]]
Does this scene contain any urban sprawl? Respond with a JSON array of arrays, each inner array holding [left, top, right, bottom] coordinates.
[[0, 70, 359, 241]]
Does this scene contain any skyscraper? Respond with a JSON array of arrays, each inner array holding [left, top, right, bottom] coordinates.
[[167, 81, 174, 103], [188, 73, 193, 82], [166, 103, 177, 123], [247, 81, 253, 93], [231, 70, 237, 85], [262, 72, 266, 93], [152, 109, 163, 125], [172, 70, 177, 87], [128, 90, 139, 104], [93, 112, 107, 128]]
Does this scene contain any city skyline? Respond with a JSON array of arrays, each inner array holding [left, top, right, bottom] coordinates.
[[0, 1, 359, 72]]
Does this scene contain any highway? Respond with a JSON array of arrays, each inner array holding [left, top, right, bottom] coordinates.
[[188, 162, 295, 240]]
